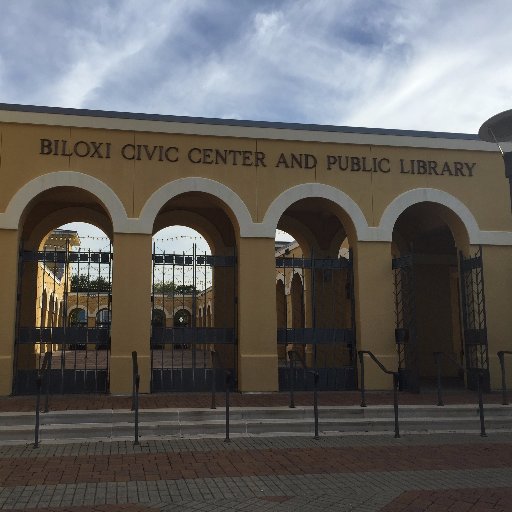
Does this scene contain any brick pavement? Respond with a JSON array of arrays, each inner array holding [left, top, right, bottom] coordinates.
[[0, 434, 511, 511]]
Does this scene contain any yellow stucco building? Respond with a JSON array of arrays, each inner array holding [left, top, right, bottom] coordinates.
[[0, 103, 511, 396]]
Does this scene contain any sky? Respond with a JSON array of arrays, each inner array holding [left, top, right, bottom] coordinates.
[[2, 0, 511, 251]]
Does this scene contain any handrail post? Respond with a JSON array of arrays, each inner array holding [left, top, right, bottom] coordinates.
[[393, 372, 400, 438], [134, 374, 140, 445], [498, 351, 508, 405], [313, 370, 319, 440], [224, 371, 231, 443], [434, 352, 444, 407], [44, 352, 52, 413], [211, 350, 217, 410], [288, 350, 295, 409], [478, 371, 487, 437], [34, 375, 42, 449], [131, 351, 137, 412], [358, 351, 366, 407]]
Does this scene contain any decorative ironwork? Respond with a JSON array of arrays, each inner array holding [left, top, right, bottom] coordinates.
[[392, 254, 418, 392], [459, 246, 490, 391], [13, 241, 112, 395], [276, 249, 356, 391], [150, 243, 237, 392]]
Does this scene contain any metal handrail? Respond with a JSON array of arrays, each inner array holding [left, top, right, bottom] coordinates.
[[433, 351, 487, 437], [211, 350, 218, 409], [358, 350, 400, 438], [287, 349, 320, 440], [132, 351, 140, 445], [34, 351, 52, 449], [498, 351, 512, 405]]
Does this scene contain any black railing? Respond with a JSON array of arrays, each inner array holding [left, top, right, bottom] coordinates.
[[34, 351, 52, 449], [211, 350, 218, 409], [358, 350, 400, 438], [498, 351, 512, 405], [433, 351, 486, 437], [288, 350, 320, 440], [132, 351, 140, 445]]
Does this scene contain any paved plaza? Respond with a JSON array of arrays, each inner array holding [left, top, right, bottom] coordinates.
[[0, 392, 511, 511]]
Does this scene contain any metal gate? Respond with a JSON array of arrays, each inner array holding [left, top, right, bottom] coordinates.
[[276, 250, 356, 391], [392, 254, 419, 392], [150, 244, 237, 392], [459, 246, 490, 391], [13, 237, 112, 395]]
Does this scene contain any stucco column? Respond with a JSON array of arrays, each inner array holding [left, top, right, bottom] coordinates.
[[481, 245, 512, 390], [237, 237, 278, 391], [0, 229, 19, 395], [110, 232, 152, 394], [353, 240, 396, 390]]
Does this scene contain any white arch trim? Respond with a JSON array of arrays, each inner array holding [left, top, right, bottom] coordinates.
[[138, 178, 255, 236], [0, 171, 135, 233], [260, 183, 371, 240], [377, 188, 512, 246]]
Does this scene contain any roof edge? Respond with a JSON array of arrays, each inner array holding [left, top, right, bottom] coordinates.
[[0, 102, 479, 141]]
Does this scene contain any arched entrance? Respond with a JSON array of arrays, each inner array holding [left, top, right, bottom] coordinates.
[[150, 192, 237, 392], [391, 202, 488, 392], [14, 187, 114, 394], [275, 198, 357, 390]]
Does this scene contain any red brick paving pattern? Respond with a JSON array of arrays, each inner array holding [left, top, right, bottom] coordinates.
[[1, 443, 511, 486], [380, 488, 512, 511], [1, 507, 152, 512]]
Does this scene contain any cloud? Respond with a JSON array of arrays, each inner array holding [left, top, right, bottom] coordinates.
[[0, 0, 511, 133]]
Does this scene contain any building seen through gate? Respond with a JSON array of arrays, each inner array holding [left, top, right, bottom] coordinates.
[[0, 103, 511, 396]]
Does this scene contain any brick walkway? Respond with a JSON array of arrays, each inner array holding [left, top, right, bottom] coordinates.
[[0, 390, 511, 510], [0, 434, 511, 511]]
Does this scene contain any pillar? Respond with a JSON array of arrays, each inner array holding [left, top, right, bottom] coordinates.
[[237, 237, 278, 391], [481, 245, 512, 390], [110, 233, 152, 393], [353, 241, 396, 389], [0, 229, 19, 395]]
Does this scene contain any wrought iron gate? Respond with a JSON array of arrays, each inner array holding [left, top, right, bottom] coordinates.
[[392, 254, 418, 392], [459, 246, 490, 391], [13, 239, 112, 394], [276, 250, 356, 391], [150, 244, 237, 392]]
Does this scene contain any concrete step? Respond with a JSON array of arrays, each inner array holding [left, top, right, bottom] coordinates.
[[1, 404, 511, 444]]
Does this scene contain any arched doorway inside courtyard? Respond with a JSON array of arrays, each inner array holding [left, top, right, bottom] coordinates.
[[275, 198, 357, 390], [14, 187, 113, 394], [150, 192, 237, 392], [391, 202, 488, 392]]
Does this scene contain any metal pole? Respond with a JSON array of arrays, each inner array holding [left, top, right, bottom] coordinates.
[[224, 371, 231, 443], [358, 351, 366, 407], [131, 351, 137, 412], [498, 352, 508, 405], [44, 352, 52, 413], [288, 351, 295, 409], [478, 371, 487, 437], [393, 372, 400, 439], [134, 374, 140, 445], [434, 352, 444, 407], [34, 375, 42, 449], [313, 371, 319, 440], [211, 351, 217, 410]]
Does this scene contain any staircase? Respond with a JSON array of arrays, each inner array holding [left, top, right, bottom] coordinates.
[[1, 404, 512, 444]]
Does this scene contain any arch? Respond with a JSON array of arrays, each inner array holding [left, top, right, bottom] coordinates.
[[0, 171, 133, 233], [261, 183, 370, 241], [379, 189, 479, 244], [69, 307, 87, 327], [139, 178, 254, 236]]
